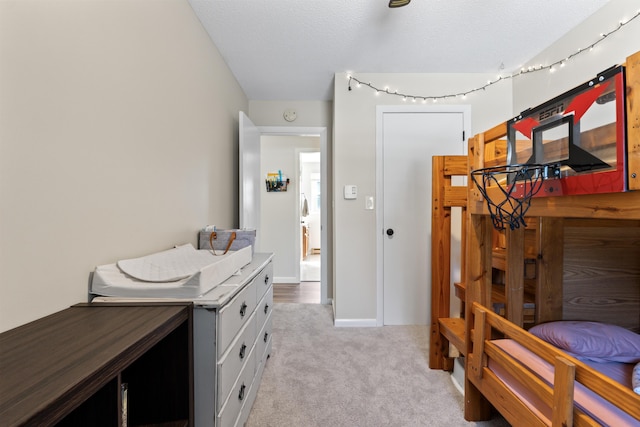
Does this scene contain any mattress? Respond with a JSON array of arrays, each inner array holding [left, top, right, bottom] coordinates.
[[490, 339, 638, 427], [91, 244, 252, 298]]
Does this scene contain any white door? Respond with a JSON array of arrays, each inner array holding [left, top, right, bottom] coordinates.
[[379, 108, 467, 325], [239, 111, 261, 248]]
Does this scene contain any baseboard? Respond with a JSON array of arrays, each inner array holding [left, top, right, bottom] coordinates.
[[450, 357, 465, 396], [334, 318, 377, 327]]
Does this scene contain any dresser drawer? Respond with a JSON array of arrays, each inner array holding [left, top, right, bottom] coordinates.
[[235, 356, 265, 427], [256, 284, 273, 332], [255, 260, 273, 302], [257, 311, 272, 364], [217, 312, 257, 412], [217, 344, 257, 427], [217, 279, 257, 358]]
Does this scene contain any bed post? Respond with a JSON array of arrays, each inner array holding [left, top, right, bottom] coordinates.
[[505, 227, 525, 325], [536, 217, 564, 323], [464, 133, 494, 421], [430, 155, 453, 370], [551, 357, 575, 427], [470, 307, 487, 381], [430, 155, 468, 370], [627, 50, 640, 191]]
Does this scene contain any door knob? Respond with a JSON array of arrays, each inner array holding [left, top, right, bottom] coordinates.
[[386, 228, 394, 236]]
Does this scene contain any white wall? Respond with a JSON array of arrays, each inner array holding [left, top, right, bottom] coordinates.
[[249, 100, 333, 129], [259, 135, 320, 282], [0, 0, 248, 332], [513, 0, 640, 114], [333, 73, 513, 322]]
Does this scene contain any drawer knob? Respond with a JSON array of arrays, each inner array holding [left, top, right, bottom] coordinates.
[[263, 332, 269, 342], [264, 303, 269, 314], [239, 343, 247, 360], [238, 383, 246, 401], [239, 302, 247, 317]]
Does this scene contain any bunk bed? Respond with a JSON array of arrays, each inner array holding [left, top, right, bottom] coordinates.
[[431, 49, 640, 426], [469, 301, 640, 426]]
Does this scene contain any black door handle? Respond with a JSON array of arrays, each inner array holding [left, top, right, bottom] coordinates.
[[386, 228, 394, 236]]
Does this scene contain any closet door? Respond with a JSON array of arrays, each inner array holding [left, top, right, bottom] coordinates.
[[379, 108, 467, 325]]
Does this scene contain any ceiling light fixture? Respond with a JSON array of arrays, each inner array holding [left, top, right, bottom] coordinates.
[[389, 0, 411, 8]]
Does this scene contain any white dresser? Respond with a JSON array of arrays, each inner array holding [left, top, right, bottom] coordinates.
[[193, 253, 273, 427], [91, 252, 274, 427]]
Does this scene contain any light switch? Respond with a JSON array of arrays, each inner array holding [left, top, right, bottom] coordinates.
[[365, 196, 374, 210]]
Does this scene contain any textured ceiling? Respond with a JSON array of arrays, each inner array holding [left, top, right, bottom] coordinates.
[[188, 0, 610, 101]]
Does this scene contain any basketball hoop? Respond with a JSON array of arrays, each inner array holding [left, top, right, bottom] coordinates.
[[471, 164, 550, 231]]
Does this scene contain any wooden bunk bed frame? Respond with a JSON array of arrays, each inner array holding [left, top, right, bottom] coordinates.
[[469, 301, 640, 426], [431, 50, 640, 426]]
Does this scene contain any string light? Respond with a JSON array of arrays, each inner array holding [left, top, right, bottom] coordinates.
[[347, 10, 640, 101]]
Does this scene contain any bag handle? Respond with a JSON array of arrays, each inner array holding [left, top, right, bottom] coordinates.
[[209, 231, 237, 256]]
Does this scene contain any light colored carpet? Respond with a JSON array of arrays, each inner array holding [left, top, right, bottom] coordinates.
[[246, 303, 509, 427]]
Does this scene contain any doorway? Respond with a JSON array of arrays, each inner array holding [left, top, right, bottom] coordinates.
[[239, 113, 330, 304], [299, 151, 321, 283], [376, 106, 470, 325]]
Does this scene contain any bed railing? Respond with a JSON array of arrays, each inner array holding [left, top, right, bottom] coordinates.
[[469, 302, 640, 427]]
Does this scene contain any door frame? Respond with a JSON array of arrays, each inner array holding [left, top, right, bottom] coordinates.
[[258, 126, 329, 305], [375, 105, 470, 326]]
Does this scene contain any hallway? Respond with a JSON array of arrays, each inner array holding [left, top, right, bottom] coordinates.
[[275, 252, 320, 303], [273, 282, 320, 304], [300, 253, 320, 282]]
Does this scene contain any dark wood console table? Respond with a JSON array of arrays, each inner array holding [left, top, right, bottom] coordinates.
[[0, 302, 193, 426]]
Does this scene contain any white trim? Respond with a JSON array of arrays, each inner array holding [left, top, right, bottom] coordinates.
[[450, 357, 465, 396], [375, 105, 471, 326], [257, 126, 329, 305], [331, 297, 336, 324], [375, 111, 384, 326], [334, 318, 378, 327]]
